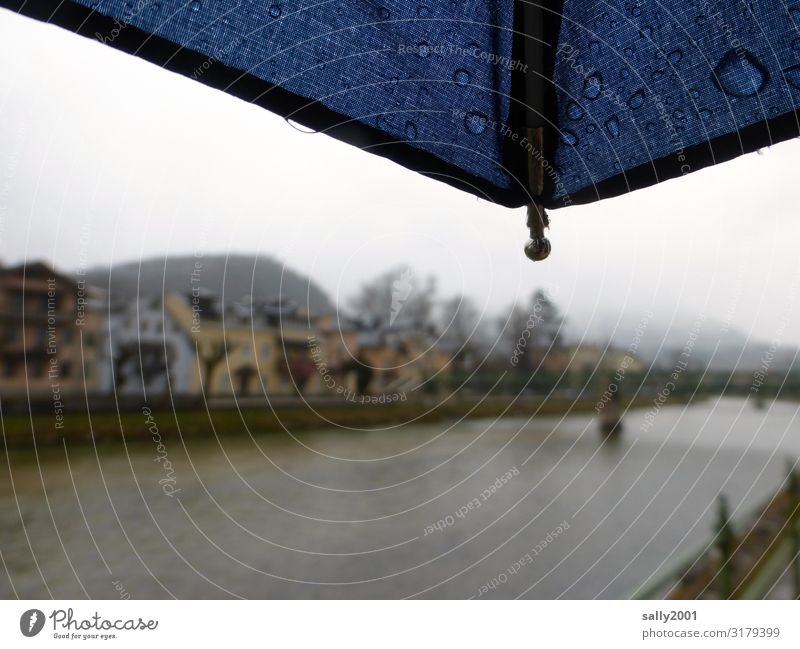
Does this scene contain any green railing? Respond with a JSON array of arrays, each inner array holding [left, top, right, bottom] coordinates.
[[633, 465, 800, 600]]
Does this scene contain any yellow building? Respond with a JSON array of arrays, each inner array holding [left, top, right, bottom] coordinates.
[[541, 344, 646, 376], [164, 293, 323, 396], [316, 316, 454, 397], [0, 262, 106, 402]]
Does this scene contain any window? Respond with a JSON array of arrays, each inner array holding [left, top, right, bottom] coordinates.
[[3, 359, 16, 378], [30, 359, 44, 378]]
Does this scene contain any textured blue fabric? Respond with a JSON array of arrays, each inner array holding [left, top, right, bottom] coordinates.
[[77, 0, 521, 199], [551, 1, 800, 203], [32, 0, 800, 207]]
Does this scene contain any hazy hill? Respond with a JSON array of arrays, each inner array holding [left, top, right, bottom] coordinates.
[[578, 313, 799, 373], [83, 254, 334, 313]]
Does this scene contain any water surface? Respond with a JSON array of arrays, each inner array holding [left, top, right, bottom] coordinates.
[[1, 397, 798, 598]]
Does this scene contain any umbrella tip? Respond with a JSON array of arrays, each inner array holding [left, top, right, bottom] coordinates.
[[524, 202, 551, 262]]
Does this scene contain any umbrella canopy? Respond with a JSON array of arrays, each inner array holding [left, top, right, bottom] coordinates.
[[4, 0, 799, 212]]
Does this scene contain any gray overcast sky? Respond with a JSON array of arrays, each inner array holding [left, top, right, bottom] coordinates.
[[1, 10, 799, 346]]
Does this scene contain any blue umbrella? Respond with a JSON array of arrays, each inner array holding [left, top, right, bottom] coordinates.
[[4, 1, 798, 258]]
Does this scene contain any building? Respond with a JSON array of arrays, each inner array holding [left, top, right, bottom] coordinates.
[[107, 292, 329, 397], [0, 262, 455, 403], [316, 315, 455, 397], [105, 295, 196, 396], [0, 261, 107, 400], [165, 292, 286, 396], [541, 344, 646, 377]]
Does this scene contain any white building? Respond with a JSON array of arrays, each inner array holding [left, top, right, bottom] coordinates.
[[103, 297, 196, 396]]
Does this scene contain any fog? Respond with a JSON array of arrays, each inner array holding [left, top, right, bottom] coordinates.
[[1, 8, 799, 347]]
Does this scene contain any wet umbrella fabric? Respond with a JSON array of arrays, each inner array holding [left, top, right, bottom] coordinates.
[[4, 0, 800, 209]]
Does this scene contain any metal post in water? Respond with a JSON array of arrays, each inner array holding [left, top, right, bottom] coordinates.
[[716, 495, 734, 599]]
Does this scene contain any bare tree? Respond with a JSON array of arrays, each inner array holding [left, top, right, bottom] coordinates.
[[529, 289, 564, 351], [349, 266, 437, 329], [198, 340, 229, 391], [113, 342, 171, 394], [437, 295, 484, 369], [500, 289, 564, 370]]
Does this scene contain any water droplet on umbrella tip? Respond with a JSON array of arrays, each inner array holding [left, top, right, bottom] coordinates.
[[566, 101, 584, 120], [268, 4, 282, 18], [713, 49, 768, 97], [667, 49, 683, 64], [639, 25, 653, 38], [630, 6, 642, 17], [464, 112, 487, 134], [453, 69, 471, 86], [586, 123, 597, 133], [583, 73, 603, 100], [605, 115, 620, 137], [405, 121, 418, 140], [688, 88, 700, 99], [698, 108, 712, 120], [560, 129, 578, 146], [377, 6, 390, 20], [784, 64, 800, 89], [627, 89, 646, 109], [418, 42, 431, 58], [189, 0, 201, 12], [417, 5, 430, 18], [589, 40, 601, 53]]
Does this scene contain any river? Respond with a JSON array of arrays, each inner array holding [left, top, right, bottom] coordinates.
[[1, 396, 798, 598]]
